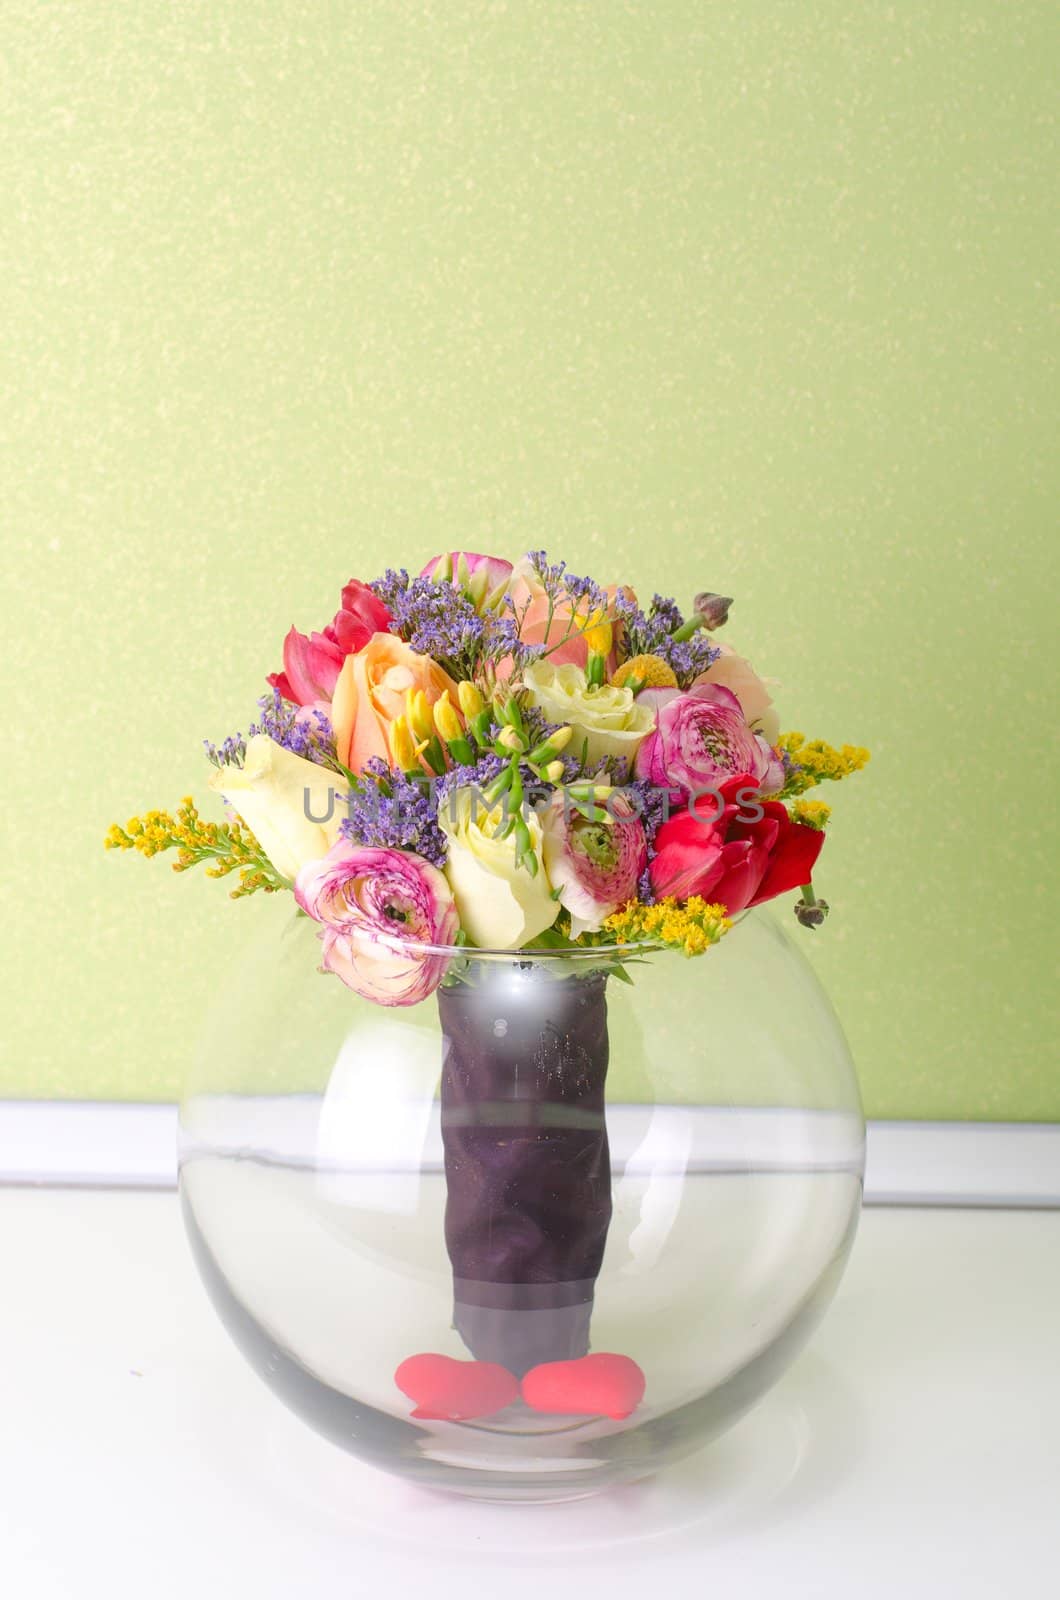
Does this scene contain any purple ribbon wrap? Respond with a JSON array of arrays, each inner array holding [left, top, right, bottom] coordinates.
[[437, 968, 612, 1377]]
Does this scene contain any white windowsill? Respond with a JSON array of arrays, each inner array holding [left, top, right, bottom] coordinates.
[[1, 1101, 1057, 1207]]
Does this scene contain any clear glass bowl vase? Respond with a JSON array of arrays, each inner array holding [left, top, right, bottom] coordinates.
[[179, 905, 864, 1502]]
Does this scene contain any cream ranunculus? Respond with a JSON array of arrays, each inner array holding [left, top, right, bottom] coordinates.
[[438, 787, 559, 950], [208, 734, 345, 882], [523, 660, 656, 767]]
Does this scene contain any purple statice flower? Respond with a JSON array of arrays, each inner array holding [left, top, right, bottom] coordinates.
[[203, 731, 247, 769], [373, 565, 535, 674], [247, 690, 342, 771], [619, 777, 678, 905], [434, 752, 507, 818], [610, 589, 720, 688], [625, 778, 673, 852], [370, 570, 490, 676], [513, 553, 611, 652], [518, 699, 563, 753], [341, 759, 448, 869], [369, 567, 411, 612], [648, 593, 684, 633], [523, 551, 611, 620]]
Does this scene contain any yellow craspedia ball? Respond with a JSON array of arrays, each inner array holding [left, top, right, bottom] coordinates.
[[612, 654, 679, 691]]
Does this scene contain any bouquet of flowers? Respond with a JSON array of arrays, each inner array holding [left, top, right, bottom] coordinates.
[[108, 549, 867, 1420], [108, 548, 866, 969]]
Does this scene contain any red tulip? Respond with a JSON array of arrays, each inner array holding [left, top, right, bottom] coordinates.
[[649, 775, 824, 913], [268, 580, 392, 706]]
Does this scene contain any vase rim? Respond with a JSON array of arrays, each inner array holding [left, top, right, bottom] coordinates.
[[403, 939, 662, 962]]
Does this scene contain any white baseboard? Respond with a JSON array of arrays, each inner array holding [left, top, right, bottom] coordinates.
[[1, 1101, 1058, 1208]]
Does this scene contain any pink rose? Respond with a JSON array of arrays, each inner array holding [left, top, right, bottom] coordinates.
[[634, 683, 784, 797], [269, 581, 393, 707], [649, 776, 824, 913], [692, 641, 779, 743], [541, 790, 648, 937], [295, 843, 458, 1006]]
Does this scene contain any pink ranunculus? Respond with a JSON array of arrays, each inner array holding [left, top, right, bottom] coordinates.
[[634, 682, 784, 797], [649, 775, 825, 913], [268, 581, 393, 707], [540, 790, 648, 937], [692, 641, 780, 743], [295, 843, 458, 1006], [420, 551, 514, 604]]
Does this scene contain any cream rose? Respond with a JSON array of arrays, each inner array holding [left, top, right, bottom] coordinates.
[[208, 735, 345, 881], [523, 660, 655, 767], [439, 787, 559, 950]]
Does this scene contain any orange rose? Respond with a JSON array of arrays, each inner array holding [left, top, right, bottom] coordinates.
[[331, 633, 459, 774]]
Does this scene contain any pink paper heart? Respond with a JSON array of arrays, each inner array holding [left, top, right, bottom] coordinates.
[[522, 1353, 646, 1420], [394, 1354, 520, 1421]]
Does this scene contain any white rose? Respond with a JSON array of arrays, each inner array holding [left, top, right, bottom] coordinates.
[[208, 735, 345, 881], [523, 660, 656, 767], [439, 787, 559, 950]]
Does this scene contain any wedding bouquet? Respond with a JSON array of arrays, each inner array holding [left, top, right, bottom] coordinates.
[[109, 549, 867, 1421], [108, 548, 866, 976]]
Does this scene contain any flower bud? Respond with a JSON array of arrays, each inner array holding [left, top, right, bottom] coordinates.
[[544, 760, 566, 783], [388, 715, 424, 773], [457, 680, 485, 720], [583, 610, 613, 658], [794, 896, 830, 929], [693, 592, 733, 631], [467, 565, 490, 608], [406, 688, 434, 742], [432, 690, 463, 745], [497, 725, 526, 754]]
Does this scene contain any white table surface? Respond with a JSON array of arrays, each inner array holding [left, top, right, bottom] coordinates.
[[2, 1189, 1058, 1599]]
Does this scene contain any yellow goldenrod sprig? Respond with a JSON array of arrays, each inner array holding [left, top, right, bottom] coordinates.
[[778, 732, 870, 798], [104, 797, 286, 899], [603, 897, 732, 958], [790, 798, 832, 831]]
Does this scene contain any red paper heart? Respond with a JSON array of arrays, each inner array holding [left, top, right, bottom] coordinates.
[[394, 1354, 520, 1421], [521, 1353, 646, 1420]]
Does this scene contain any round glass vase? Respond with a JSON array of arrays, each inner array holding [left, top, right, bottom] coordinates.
[[179, 904, 864, 1503]]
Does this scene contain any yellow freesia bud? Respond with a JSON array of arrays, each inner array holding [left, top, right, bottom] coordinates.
[[497, 725, 526, 754], [389, 715, 424, 772], [583, 610, 613, 658], [405, 688, 434, 742], [544, 760, 566, 783], [547, 724, 574, 753], [457, 680, 485, 720], [433, 690, 463, 745]]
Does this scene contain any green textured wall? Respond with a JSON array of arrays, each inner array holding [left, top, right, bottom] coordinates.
[[3, 2, 1057, 1117]]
